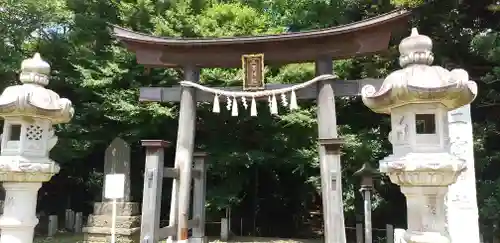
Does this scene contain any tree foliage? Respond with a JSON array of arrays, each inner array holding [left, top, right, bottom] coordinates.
[[1, 0, 500, 239]]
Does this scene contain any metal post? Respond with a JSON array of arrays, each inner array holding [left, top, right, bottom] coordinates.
[[354, 162, 378, 243], [356, 221, 364, 243], [361, 187, 373, 243]]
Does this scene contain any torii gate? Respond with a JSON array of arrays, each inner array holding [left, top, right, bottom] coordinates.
[[112, 9, 411, 243]]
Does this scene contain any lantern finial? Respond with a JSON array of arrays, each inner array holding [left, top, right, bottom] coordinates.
[[398, 27, 434, 67], [20, 53, 51, 86]]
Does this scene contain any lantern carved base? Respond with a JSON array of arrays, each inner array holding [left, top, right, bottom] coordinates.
[[380, 152, 465, 243], [0, 158, 59, 243], [404, 231, 450, 243], [401, 186, 450, 243], [380, 152, 466, 186], [0, 156, 60, 182]]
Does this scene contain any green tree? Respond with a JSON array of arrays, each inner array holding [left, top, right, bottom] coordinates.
[[4, 0, 500, 240]]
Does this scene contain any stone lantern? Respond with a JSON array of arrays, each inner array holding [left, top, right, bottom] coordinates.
[[354, 162, 379, 243], [0, 53, 74, 243], [361, 28, 477, 243]]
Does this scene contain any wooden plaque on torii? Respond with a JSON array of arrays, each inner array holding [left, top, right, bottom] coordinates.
[[242, 53, 265, 91]]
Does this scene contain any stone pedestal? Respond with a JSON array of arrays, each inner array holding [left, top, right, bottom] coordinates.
[[401, 186, 449, 243], [0, 183, 42, 243], [381, 153, 465, 243], [83, 202, 141, 243], [189, 236, 208, 243]]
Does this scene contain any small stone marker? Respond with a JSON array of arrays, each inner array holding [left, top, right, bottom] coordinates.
[[356, 223, 363, 243], [64, 210, 69, 229], [74, 212, 83, 233], [69, 210, 75, 231], [102, 138, 131, 202], [191, 152, 208, 243], [386, 224, 394, 243], [48, 215, 58, 236], [65, 209, 75, 230], [83, 137, 140, 243], [0, 200, 4, 214], [220, 218, 229, 241]]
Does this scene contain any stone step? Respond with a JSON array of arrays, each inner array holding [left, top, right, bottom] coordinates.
[[86, 214, 141, 229], [83, 230, 139, 243], [82, 226, 140, 235], [92, 202, 140, 216]]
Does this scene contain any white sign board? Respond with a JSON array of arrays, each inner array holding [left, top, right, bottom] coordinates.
[[104, 174, 125, 199]]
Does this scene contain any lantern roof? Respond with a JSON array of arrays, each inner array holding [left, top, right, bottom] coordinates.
[[354, 162, 380, 178], [0, 53, 74, 124], [361, 28, 477, 114]]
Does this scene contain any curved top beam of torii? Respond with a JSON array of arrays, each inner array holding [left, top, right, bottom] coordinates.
[[111, 9, 411, 68]]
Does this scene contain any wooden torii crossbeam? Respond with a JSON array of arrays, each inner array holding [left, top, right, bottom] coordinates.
[[112, 9, 410, 243]]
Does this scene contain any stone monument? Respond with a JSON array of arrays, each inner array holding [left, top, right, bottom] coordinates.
[[0, 53, 74, 243], [446, 104, 481, 242], [83, 137, 140, 243], [361, 28, 477, 243]]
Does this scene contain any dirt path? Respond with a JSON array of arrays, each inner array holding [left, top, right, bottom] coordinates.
[[34, 234, 323, 243], [208, 236, 322, 243]]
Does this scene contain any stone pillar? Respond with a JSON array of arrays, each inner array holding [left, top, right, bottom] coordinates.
[[446, 104, 481, 243], [67, 210, 75, 231], [0, 183, 41, 243], [74, 212, 83, 233], [191, 152, 208, 243], [220, 218, 229, 241], [400, 186, 449, 243], [0, 53, 75, 243], [48, 215, 58, 236], [139, 140, 168, 243], [386, 224, 394, 243], [356, 223, 363, 243], [379, 156, 464, 243]]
